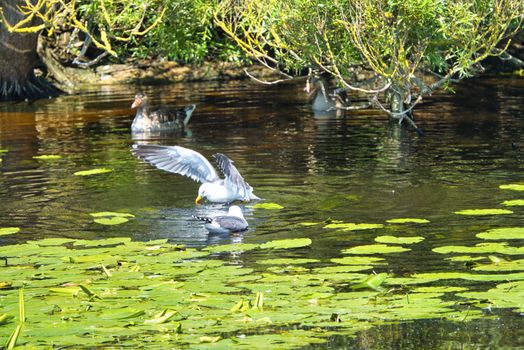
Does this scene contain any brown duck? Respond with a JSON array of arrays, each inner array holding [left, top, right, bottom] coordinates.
[[131, 92, 196, 133]]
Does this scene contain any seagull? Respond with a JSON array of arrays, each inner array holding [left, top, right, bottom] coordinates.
[[193, 205, 249, 234], [132, 144, 259, 204]]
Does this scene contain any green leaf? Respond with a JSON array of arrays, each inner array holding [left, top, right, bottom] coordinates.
[[257, 258, 319, 265], [374, 236, 425, 245], [0, 227, 20, 236], [343, 244, 411, 255], [32, 155, 62, 160], [330, 256, 385, 265], [90, 212, 135, 218], [386, 218, 430, 224], [323, 223, 384, 230], [94, 217, 129, 225], [259, 238, 312, 249], [476, 227, 524, 240], [74, 168, 113, 176], [253, 203, 284, 210], [502, 200, 524, 206], [352, 273, 388, 291], [499, 184, 524, 191], [454, 208, 513, 215]]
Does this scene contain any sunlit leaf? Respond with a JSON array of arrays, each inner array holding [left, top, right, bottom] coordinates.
[[352, 272, 388, 291], [74, 168, 113, 176], [0, 227, 20, 236], [386, 218, 430, 224], [499, 184, 524, 191], [375, 236, 424, 244], [433, 243, 524, 255], [90, 212, 135, 218], [257, 258, 319, 265], [343, 244, 411, 255], [32, 155, 62, 160], [330, 256, 385, 265], [94, 217, 129, 225], [323, 223, 384, 230], [454, 208, 513, 215], [253, 203, 284, 210], [502, 199, 524, 206], [259, 238, 312, 249], [476, 227, 524, 240]]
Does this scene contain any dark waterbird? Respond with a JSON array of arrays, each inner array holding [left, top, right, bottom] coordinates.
[[130, 92, 196, 133], [193, 205, 249, 234], [132, 144, 259, 204]]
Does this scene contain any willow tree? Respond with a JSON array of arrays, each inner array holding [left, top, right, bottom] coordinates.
[[0, 0, 165, 101], [215, 0, 523, 125]]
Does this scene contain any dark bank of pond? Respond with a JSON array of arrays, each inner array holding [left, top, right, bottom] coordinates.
[[0, 75, 523, 348]]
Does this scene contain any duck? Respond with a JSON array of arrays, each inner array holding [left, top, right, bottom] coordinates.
[[193, 205, 248, 234], [132, 144, 259, 204], [305, 75, 350, 113], [131, 92, 196, 133]]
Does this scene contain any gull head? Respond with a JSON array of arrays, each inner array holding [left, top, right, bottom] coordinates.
[[227, 205, 244, 218], [195, 182, 212, 204]]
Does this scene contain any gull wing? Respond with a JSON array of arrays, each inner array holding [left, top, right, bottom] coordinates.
[[132, 144, 219, 183], [212, 153, 252, 200], [214, 216, 249, 232]]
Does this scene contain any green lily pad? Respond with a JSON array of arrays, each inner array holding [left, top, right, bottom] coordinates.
[[33, 155, 62, 160], [90, 212, 135, 218], [499, 184, 524, 191], [253, 203, 284, 210], [433, 242, 524, 255], [204, 243, 259, 253], [330, 256, 385, 265], [454, 208, 513, 215], [257, 258, 319, 265], [374, 236, 424, 244], [342, 244, 411, 255], [299, 222, 320, 226], [259, 238, 312, 250], [0, 149, 8, 153], [94, 217, 129, 225], [323, 223, 384, 231], [74, 168, 113, 176], [0, 227, 20, 236], [386, 218, 430, 224], [502, 200, 524, 206], [476, 227, 524, 240]]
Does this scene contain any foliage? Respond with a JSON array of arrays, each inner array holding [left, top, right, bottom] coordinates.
[[215, 0, 524, 116], [0, 0, 246, 64]]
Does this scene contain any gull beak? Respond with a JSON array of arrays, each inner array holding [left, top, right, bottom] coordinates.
[[195, 195, 203, 205]]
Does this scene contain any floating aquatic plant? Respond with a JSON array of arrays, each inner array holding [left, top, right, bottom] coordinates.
[[32, 155, 62, 160], [90, 212, 134, 226], [499, 184, 524, 191], [74, 168, 113, 176], [454, 208, 513, 215], [476, 227, 524, 240], [386, 218, 430, 224], [502, 199, 524, 206], [323, 223, 384, 231], [0, 227, 20, 236], [259, 238, 312, 249], [253, 203, 284, 210], [342, 244, 411, 255], [374, 236, 424, 245]]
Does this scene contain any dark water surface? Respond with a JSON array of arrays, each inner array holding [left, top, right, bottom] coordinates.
[[0, 76, 523, 348]]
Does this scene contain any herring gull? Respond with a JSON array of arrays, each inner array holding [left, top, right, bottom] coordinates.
[[132, 144, 259, 204], [193, 205, 248, 233]]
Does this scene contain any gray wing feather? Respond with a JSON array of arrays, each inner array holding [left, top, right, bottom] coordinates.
[[213, 153, 253, 200], [215, 216, 249, 232], [132, 144, 220, 183]]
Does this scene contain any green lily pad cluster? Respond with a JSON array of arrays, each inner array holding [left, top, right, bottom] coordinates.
[[0, 235, 481, 349]]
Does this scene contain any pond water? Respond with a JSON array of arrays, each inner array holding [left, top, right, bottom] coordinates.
[[0, 76, 523, 348]]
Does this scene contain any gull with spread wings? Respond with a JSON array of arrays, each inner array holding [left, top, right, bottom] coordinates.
[[132, 144, 259, 204]]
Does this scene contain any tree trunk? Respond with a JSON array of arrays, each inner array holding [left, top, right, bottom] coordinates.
[[0, 0, 60, 101]]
